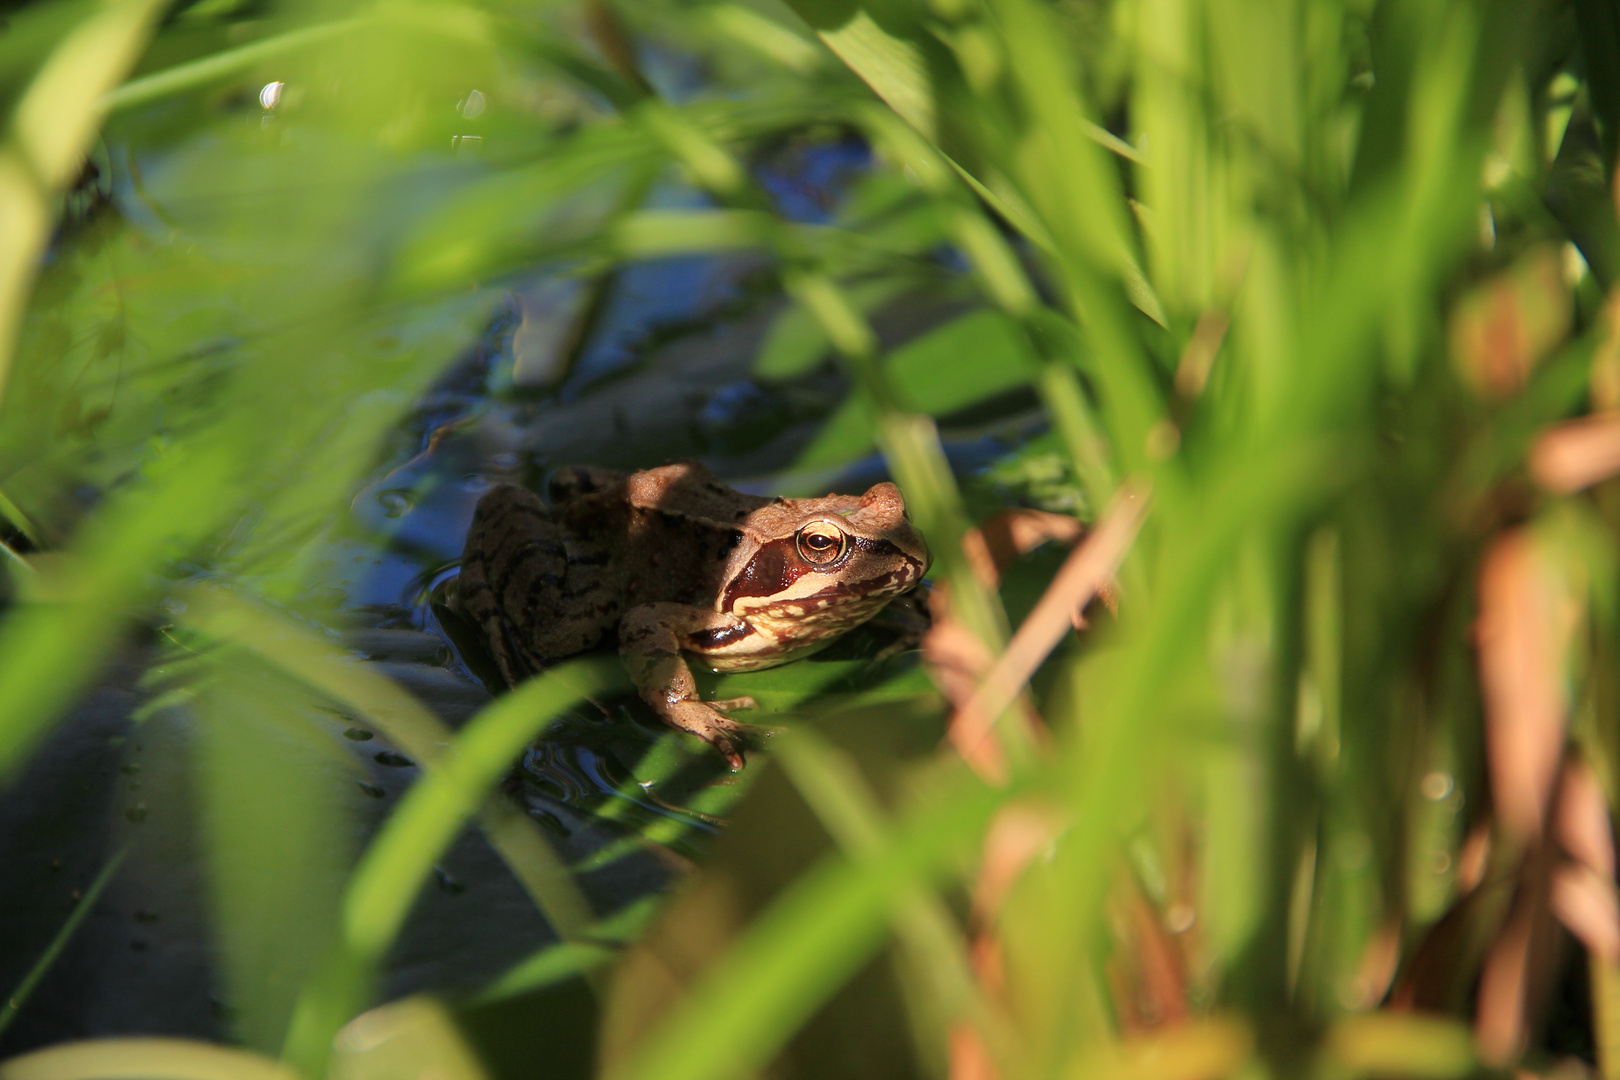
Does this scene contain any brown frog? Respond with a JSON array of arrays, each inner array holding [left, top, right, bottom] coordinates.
[[455, 462, 930, 768]]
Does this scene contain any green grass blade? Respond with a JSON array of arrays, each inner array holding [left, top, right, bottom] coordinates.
[[0, 1038, 297, 1080], [103, 19, 367, 112], [280, 657, 614, 1076], [0, 847, 126, 1042], [179, 586, 608, 955], [606, 771, 1002, 1080]]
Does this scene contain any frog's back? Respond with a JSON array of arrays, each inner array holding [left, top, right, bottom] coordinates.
[[459, 482, 627, 681], [608, 463, 773, 610]]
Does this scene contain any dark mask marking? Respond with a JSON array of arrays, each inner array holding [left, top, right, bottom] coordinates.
[[849, 536, 906, 560], [688, 622, 756, 650], [722, 537, 811, 608]]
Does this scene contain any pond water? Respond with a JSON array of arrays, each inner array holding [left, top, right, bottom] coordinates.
[[0, 123, 1049, 1061]]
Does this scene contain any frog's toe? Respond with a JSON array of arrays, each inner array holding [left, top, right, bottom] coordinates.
[[713, 733, 747, 772], [708, 695, 759, 713], [666, 701, 752, 769]]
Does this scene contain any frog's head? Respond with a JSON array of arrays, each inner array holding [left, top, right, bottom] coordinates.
[[720, 482, 931, 621]]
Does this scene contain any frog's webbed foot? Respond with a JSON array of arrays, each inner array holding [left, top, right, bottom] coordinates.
[[621, 603, 760, 770], [662, 699, 752, 770]]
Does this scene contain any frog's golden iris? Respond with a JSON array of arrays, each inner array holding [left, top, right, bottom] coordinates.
[[794, 522, 847, 566]]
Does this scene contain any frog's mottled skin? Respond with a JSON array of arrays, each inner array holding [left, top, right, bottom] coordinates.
[[456, 462, 930, 767]]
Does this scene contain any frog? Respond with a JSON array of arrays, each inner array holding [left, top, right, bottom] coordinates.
[[454, 461, 931, 768]]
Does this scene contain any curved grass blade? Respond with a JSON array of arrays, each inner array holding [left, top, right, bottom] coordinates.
[[0, 848, 126, 1042], [605, 770, 1003, 1080], [178, 586, 606, 959], [774, 729, 1001, 1076], [0, 0, 168, 407], [475, 894, 662, 1005], [0, 1038, 296, 1080], [103, 19, 366, 112], [280, 657, 615, 1077]]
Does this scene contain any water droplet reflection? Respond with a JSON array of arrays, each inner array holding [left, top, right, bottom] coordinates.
[[460, 89, 486, 119], [1420, 771, 1454, 801], [377, 489, 415, 518], [259, 81, 284, 111]]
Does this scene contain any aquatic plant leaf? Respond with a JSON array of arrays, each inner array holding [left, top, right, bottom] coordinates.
[[796, 309, 1040, 469]]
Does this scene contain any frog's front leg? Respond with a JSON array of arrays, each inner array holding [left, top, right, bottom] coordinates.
[[619, 603, 759, 770]]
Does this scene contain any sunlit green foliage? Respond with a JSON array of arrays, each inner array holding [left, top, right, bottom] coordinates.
[[2, 0, 1620, 1077]]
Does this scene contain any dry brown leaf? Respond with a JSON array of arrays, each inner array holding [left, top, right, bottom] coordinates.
[[962, 527, 1001, 593], [923, 585, 1012, 782], [948, 482, 1151, 774], [1173, 310, 1230, 399], [1450, 247, 1571, 400], [949, 1023, 1001, 1080], [978, 510, 1086, 579], [1456, 822, 1494, 894], [1345, 918, 1402, 1011], [1476, 530, 1572, 843], [1474, 878, 1558, 1066], [928, 509, 1098, 781], [1551, 862, 1620, 963], [1550, 758, 1620, 963], [1108, 883, 1191, 1034], [1529, 414, 1620, 494], [973, 801, 1066, 925], [1557, 758, 1615, 878]]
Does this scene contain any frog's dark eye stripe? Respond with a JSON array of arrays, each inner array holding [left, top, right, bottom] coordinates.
[[795, 524, 847, 566]]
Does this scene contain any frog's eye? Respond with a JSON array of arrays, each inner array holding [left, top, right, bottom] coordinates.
[[796, 523, 847, 566]]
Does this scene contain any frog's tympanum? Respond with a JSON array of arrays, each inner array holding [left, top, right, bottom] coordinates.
[[456, 463, 931, 768]]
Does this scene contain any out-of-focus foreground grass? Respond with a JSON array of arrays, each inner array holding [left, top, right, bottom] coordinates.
[[2, 0, 1620, 1077]]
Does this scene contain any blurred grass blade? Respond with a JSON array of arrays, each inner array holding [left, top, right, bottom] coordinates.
[[949, 480, 1150, 778], [606, 773, 1002, 1080], [375, 657, 602, 947], [328, 997, 489, 1080], [1061, 1018, 1253, 1080], [104, 19, 368, 112], [0, 446, 239, 781], [192, 658, 351, 1053], [11, 0, 167, 187], [281, 658, 614, 1076], [0, 847, 126, 1042], [179, 587, 460, 774], [1320, 1013, 1476, 1079], [0, 1038, 298, 1080], [794, 310, 1041, 471], [475, 943, 617, 1004], [179, 586, 604, 954], [775, 729, 997, 1074], [477, 895, 661, 1005], [0, 0, 166, 404], [1597, 956, 1620, 1080]]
